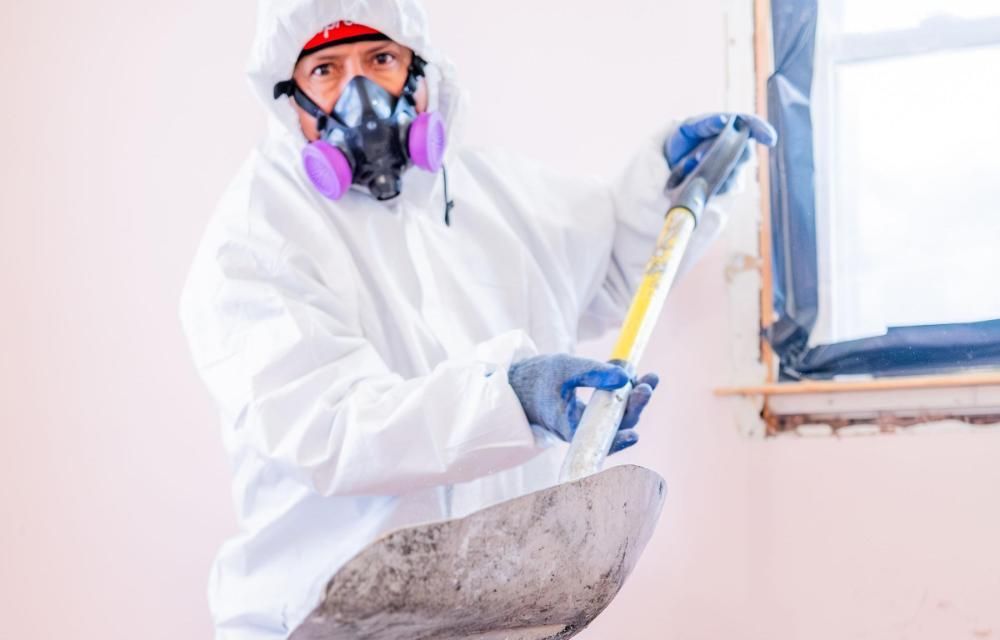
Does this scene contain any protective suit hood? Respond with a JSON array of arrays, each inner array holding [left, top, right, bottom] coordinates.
[[247, 0, 463, 148]]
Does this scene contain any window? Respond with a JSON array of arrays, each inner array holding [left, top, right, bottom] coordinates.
[[813, 0, 1000, 344], [764, 0, 1000, 380]]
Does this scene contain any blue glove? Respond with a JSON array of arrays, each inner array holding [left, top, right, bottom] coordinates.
[[508, 354, 659, 455], [664, 113, 778, 194]]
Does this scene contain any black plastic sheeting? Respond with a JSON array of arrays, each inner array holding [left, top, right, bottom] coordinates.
[[795, 320, 1000, 379], [764, 0, 819, 376], [763, 0, 1000, 380]]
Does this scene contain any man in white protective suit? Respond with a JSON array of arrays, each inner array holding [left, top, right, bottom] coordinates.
[[179, 0, 777, 638]]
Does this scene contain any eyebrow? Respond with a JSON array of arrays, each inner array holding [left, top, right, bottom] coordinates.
[[308, 50, 348, 64], [360, 41, 402, 55], [304, 42, 402, 65]]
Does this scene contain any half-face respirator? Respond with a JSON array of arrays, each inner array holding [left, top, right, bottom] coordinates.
[[274, 55, 447, 201]]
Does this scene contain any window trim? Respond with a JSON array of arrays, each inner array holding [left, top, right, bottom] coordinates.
[[831, 15, 1000, 64]]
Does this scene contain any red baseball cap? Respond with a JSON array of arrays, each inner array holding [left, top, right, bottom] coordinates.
[[300, 21, 389, 57]]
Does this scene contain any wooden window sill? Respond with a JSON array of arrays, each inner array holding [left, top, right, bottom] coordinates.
[[716, 372, 1000, 435], [715, 372, 1000, 397]]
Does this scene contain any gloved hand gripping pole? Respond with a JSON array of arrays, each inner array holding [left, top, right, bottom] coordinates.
[[559, 117, 752, 482]]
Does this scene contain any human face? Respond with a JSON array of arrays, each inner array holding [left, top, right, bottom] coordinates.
[[290, 39, 428, 141]]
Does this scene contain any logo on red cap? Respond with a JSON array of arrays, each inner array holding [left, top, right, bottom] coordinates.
[[302, 21, 385, 53]]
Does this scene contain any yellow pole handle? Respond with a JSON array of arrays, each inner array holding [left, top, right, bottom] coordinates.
[[610, 207, 697, 370], [560, 206, 696, 482]]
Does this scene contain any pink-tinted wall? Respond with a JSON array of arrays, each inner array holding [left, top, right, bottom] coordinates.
[[2, 1, 998, 639], [0, 1, 254, 635]]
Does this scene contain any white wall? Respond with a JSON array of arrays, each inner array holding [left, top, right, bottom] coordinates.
[[2, 1, 999, 639], [0, 1, 256, 636]]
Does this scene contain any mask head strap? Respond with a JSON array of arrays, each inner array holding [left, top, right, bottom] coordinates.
[[273, 80, 327, 121]]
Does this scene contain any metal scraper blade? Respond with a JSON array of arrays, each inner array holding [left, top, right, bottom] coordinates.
[[289, 464, 666, 640]]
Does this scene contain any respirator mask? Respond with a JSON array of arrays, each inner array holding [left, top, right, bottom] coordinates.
[[274, 55, 447, 202]]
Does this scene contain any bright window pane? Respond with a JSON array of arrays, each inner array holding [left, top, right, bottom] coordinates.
[[842, 0, 1000, 34], [825, 45, 1000, 340]]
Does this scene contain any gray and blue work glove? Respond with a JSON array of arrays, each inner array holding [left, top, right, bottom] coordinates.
[[508, 354, 659, 454], [664, 113, 778, 194]]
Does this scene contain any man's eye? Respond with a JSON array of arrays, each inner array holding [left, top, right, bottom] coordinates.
[[373, 53, 395, 66], [311, 64, 332, 77]]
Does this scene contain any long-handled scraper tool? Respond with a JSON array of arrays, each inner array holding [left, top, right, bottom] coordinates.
[[290, 116, 753, 640]]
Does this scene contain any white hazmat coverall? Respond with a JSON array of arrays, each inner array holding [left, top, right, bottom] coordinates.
[[179, 0, 724, 638]]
